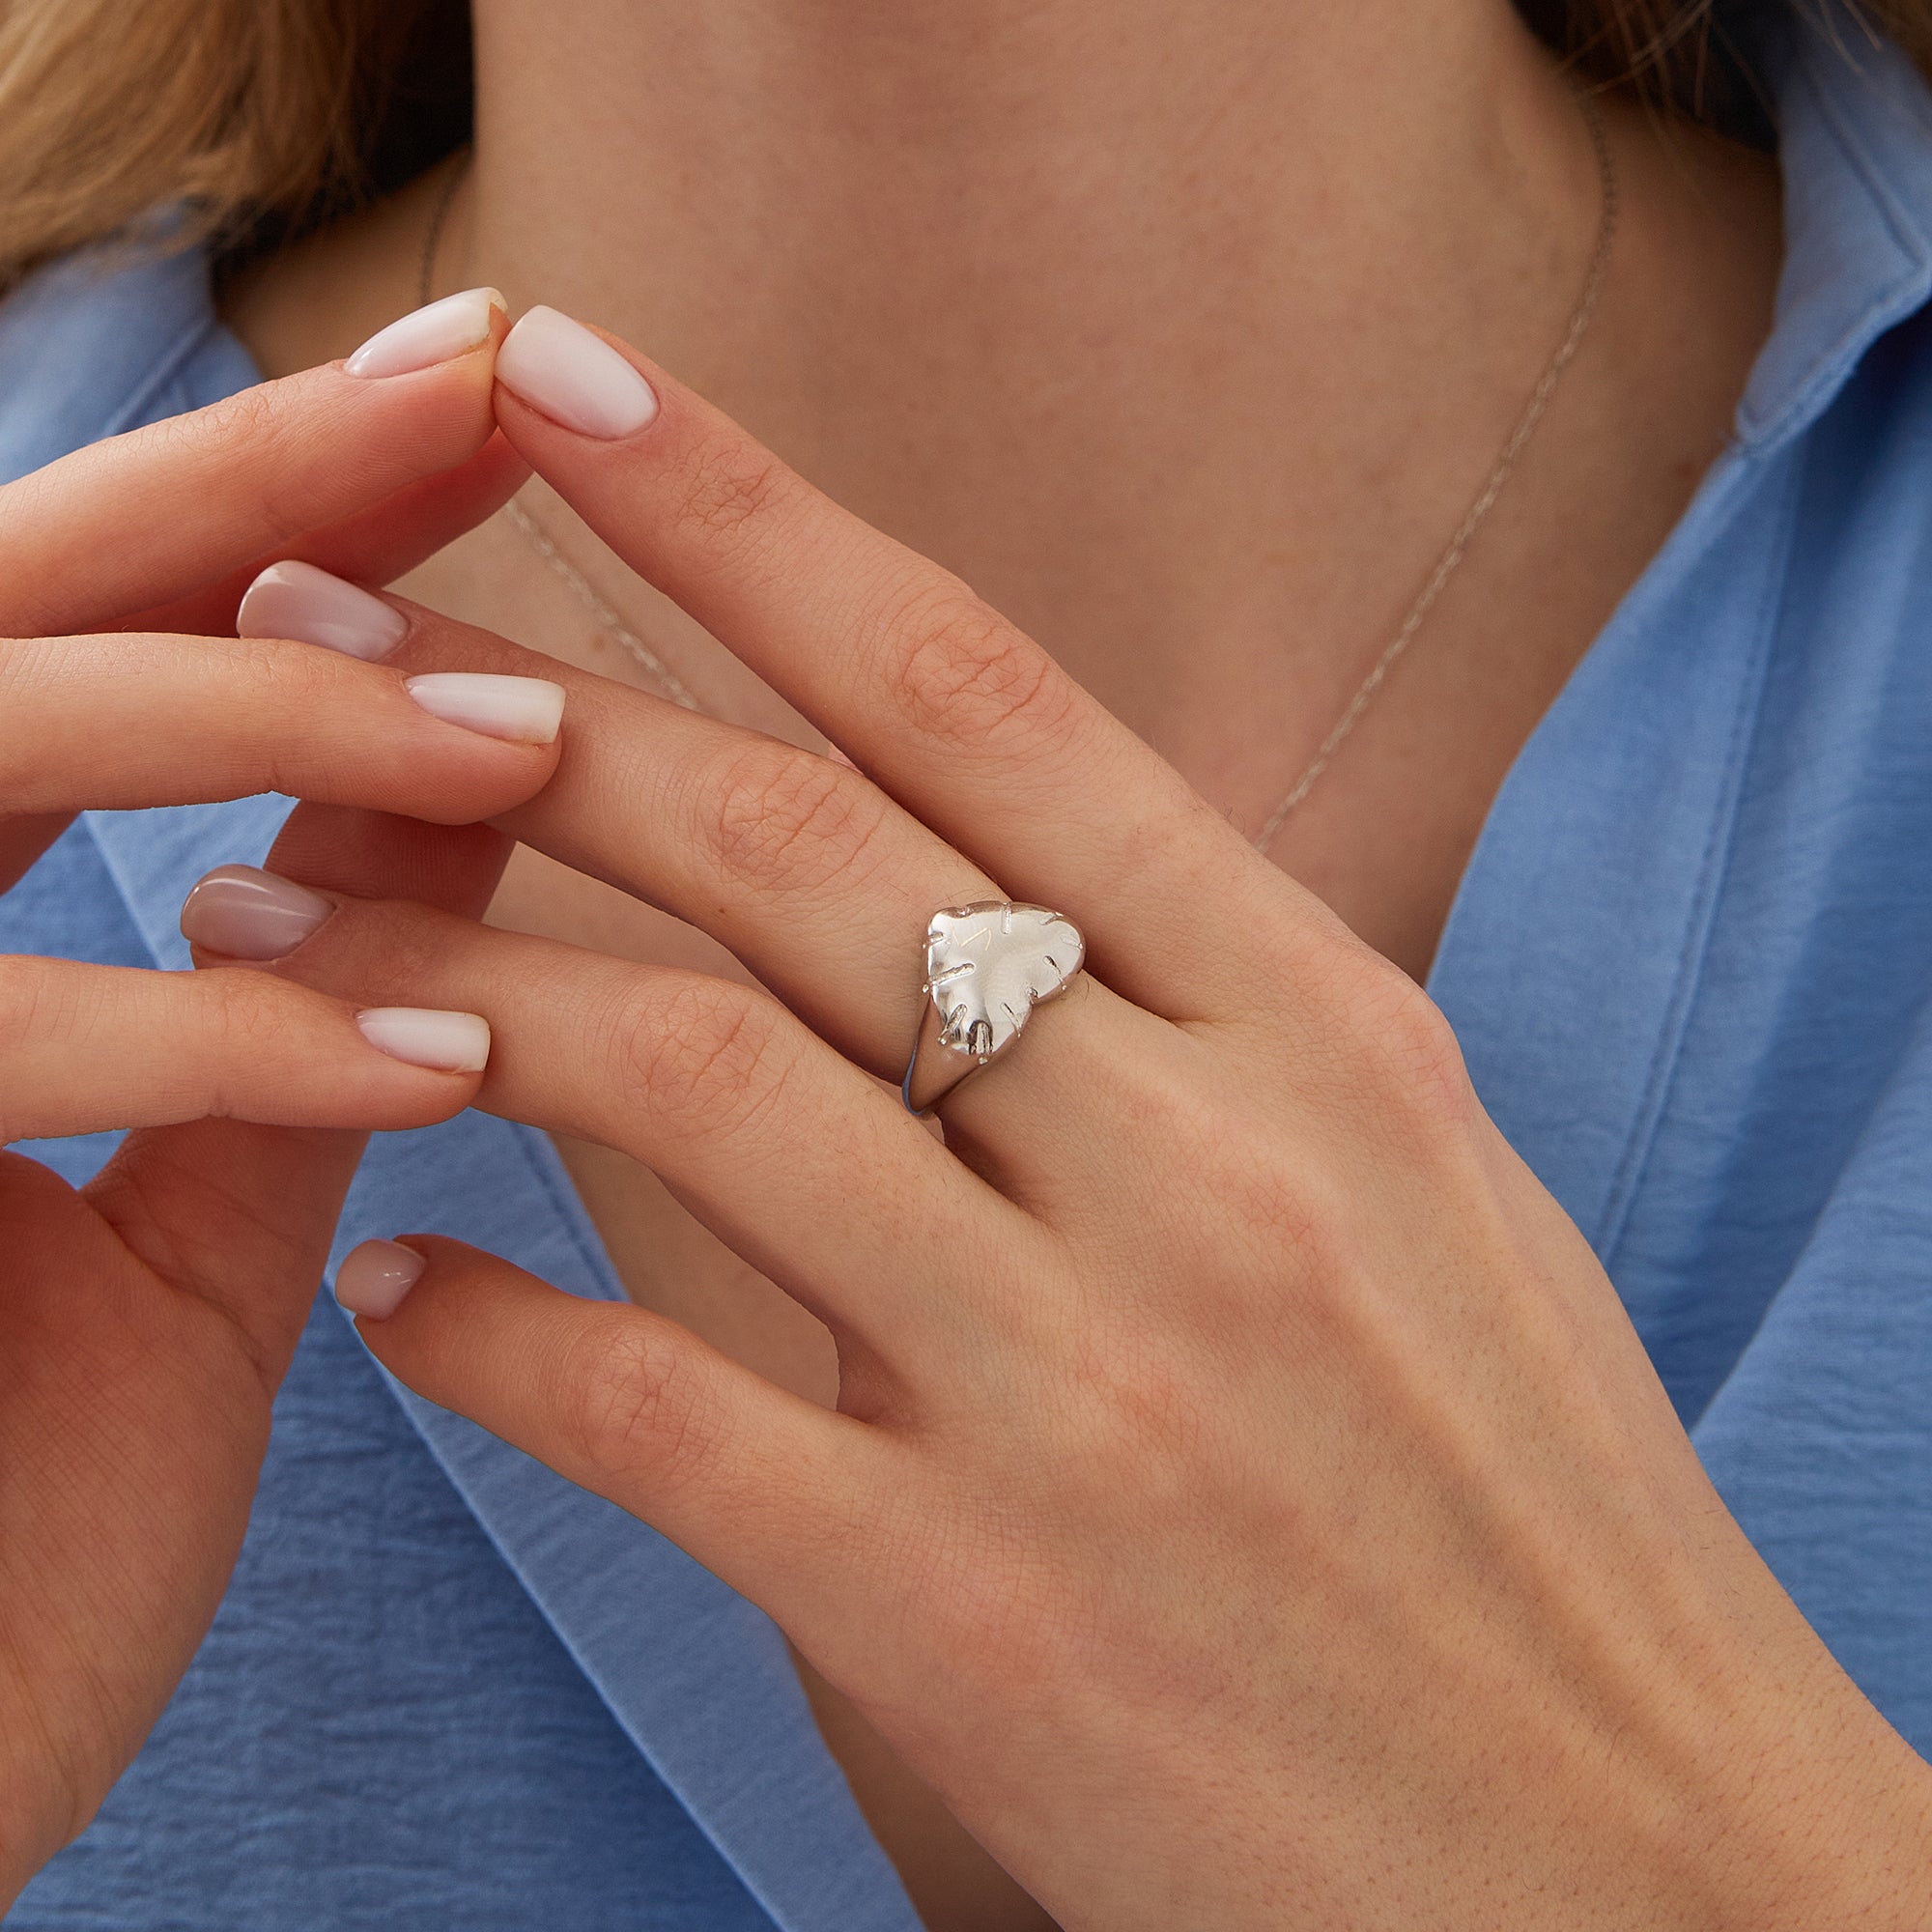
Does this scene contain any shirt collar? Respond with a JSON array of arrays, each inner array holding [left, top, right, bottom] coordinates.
[[1738, 6, 1932, 448]]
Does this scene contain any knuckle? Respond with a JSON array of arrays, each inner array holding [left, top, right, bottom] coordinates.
[[1214, 1142, 1333, 1273], [1347, 964, 1472, 1127], [616, 975, 785, 1139], [1066, 1331, 1207, 1472], [158, 390, 309, 536], [194, 968, 295, 1066], [670, 440, 792, 556], [188, 381, 282, 446], [0, 955, 58, 1060], [0, 636, 87, 795], [900, 1507, 1087, 1697], [560, 1318, 712, 1492], [881, 582, 1073, 753], [697, 740, 891, 898], [0, 472, 66, 628]]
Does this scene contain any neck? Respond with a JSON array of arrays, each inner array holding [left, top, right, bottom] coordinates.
[[230, 0, 1777, 893], [466, 1, 1588, 384], [449, 0, 1604, 710]]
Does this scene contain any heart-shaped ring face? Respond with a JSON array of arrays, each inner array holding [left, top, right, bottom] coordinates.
[[924, 902, 1086, 1061]]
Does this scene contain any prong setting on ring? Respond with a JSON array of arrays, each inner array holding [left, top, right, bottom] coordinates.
[[902, 900, 1085, 1114]]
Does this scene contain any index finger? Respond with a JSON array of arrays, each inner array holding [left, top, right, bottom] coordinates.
[[0, 289, 509, 639], [488, 307, 1297, 1017]]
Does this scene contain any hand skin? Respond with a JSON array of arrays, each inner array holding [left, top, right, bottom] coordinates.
[[0, 311, 565, 1901], [204, 312, 1932, 1930]]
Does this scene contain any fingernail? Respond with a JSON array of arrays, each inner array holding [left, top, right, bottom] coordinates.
[[406, 671, 565, 744], [356, 1007, 492, 1072], [334, 1238, 427, 1319], [346, 287, 507, 379], [237, 560, 408, 662], [181, 865, 333, 960], [496, 306, 659, 439]]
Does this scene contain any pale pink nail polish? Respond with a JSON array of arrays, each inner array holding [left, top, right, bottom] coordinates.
[[406, 672, 565, 744], [496, 306, 659, 439], [334, 1238, 426, 1319], [345, 288, 507, 379], [181, 865, 333, 959], [237, 561, 408, 662], [356, 1007, 491, 1072]]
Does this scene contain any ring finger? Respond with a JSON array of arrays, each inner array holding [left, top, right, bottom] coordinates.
[[252, 571, 1172, 1163], [180, 872, 1050, 1370]]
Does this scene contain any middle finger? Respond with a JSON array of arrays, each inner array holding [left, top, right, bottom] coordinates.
[[254, 572, 1168, 1143]]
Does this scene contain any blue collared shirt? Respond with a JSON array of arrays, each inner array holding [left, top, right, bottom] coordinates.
[[5, 14, 1932, 1926]]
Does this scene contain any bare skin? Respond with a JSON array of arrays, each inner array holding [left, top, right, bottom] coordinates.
[[221, 2, 1782, 1923]]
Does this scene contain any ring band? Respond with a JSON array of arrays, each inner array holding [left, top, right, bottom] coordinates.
[[901, 900, 1086, 1115]]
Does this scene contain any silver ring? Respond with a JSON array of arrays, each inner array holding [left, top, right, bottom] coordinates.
[[901, 900, 1086, 1115]]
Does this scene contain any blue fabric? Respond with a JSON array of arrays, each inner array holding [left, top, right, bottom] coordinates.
[[3, 9, 1932, 1922]]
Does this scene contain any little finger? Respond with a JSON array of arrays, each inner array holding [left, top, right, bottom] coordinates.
[[334, 1234, 896, 1637]]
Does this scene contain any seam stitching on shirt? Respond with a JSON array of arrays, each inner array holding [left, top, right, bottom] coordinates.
[[365, 1124, 899, 1930], [71, 816, 161, 967], [355, 1348, 787, 1931], [1687, 974, 1932, 1438], [1594, 448, 1805, 1265]]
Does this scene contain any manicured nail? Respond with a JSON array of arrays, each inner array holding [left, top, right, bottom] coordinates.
[[181, 865, 333, 960], [496, 305, 659, 438], [345, 287, 507, 379], [406, 671, 564, 744], [356, 1007, 492, 1072], [237, 560, 408, 662], [334, 1238, 427, 1319]]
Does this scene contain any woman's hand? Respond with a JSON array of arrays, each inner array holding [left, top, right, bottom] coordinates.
[[210, 309, 1932, 1930], [0, 303, 568, 1899]]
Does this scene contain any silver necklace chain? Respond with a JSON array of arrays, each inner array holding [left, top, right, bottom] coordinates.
[[419, 95, 1616, 848], [498, 496, 705, 712], [418, 165, 707, 714]]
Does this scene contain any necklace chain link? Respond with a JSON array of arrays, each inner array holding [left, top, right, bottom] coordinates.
[[419, 91, 1617, 849]]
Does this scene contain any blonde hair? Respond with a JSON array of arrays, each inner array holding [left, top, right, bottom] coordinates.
[[0, 0, 368, 291], [1, 1, 1928, 295]]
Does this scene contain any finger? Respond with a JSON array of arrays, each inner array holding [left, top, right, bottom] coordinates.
[[0, 631, 562, 823], [0, 431, 527, 893], [257, 580, 987, 1059], [333, 1235, 882, 1624], [87, 811, 517, 1376], [0, 290, 507, 639], [0, 954, 489, 1146], [258, 583, 1167, 1157], [183, 878, 1042, 1356], [120, 431, 529, 639], [490, 308, 1293, 1017]]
